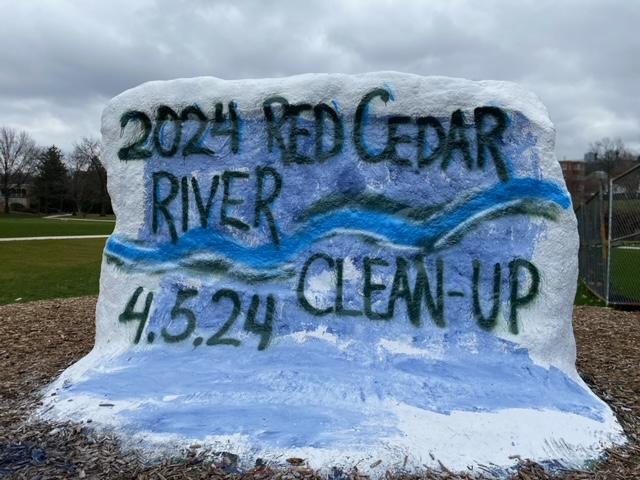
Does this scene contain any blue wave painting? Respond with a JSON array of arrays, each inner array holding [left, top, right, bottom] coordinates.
[[105, 177, 570, 276]]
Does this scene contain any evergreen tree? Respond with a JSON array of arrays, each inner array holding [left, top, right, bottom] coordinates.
[[35, 145, 68, 213]]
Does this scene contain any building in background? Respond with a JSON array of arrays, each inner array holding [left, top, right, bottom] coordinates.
[[1, 183, 34, 211], [560, 160, 587, 207]]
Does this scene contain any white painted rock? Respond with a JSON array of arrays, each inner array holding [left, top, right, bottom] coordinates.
[[42, 73, 624, 475]]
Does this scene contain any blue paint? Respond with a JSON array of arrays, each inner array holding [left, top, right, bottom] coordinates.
[[336, 166, 366, 195], [106, 177, 568, 274], [61, 331, 606, 446], [383, 83, 396, 101]]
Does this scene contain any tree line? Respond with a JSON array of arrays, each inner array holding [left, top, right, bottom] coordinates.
[[582, 137, 640, 196], [0, 126, 110, 215], [584, 137, 639, 178]]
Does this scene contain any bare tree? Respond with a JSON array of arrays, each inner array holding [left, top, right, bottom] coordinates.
[[69, 142, 92, 216], [70, 137, 109, 216], [586, 137, 636, 178], [0, 127, 37, 213]]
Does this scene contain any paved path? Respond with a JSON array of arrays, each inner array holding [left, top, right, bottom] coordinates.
[[43, 214, 115, 223], [0, 235, 110, 242]]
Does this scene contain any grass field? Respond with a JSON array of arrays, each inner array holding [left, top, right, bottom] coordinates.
[[0, 213, 113, 304], [574, 280, 605, 306], [0, 214, 114, 238], [0, 238, 106, 304], [609, 247, 640, 303]]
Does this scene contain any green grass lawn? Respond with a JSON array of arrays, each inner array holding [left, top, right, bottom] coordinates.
[[0, 238, 106, 304], [609, 247, 640, 303], [0, 214, 114, 238], [611, 198, 640, 214], [574, 280, 606, 306], [572, 248, 640, 306], [76, 213, 116, 220]]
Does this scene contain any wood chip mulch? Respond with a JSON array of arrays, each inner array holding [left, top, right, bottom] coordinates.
[[0, 298, 638, 479]]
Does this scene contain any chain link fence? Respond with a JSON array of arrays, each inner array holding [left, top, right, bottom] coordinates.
[[577, 190, 607, 300], [577, 164, 640, 306]]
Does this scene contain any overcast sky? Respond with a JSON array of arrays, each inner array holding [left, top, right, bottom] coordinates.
[[0, 0, 637, 159]]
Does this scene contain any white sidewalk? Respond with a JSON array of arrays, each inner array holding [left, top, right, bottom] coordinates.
[[0, 235, 110, 242], [43, 214, 115, 223]]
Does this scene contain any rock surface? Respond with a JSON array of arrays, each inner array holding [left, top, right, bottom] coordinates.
[[42, 73, 624, 475]]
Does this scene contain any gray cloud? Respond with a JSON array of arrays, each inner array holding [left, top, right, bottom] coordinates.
[[0, 0, 637, 158]]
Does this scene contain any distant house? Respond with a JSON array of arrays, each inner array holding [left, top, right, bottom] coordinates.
[[1, 183, 34, 210]]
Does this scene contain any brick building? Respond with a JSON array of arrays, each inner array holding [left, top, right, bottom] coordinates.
[[559, 160, 586, 206]]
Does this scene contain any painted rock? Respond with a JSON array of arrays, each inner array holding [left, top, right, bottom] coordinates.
[[42, 73, 624, 474]]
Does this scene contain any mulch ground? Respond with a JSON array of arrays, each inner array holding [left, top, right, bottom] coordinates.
[[0, 298, 638, 479]]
